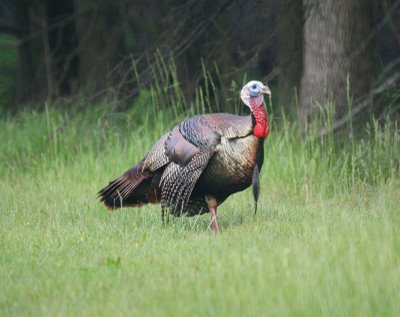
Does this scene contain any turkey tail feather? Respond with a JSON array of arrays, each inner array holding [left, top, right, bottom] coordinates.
[[98, 161, 159, 209]]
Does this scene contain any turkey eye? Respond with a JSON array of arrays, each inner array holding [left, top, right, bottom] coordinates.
[[252, 85, 257, 89]]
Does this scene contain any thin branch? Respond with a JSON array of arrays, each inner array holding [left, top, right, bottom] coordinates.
[[383, 0, 400, 48], [319, 72, 400, 136]]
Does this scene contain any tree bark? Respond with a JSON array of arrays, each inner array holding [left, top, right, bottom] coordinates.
[[15, 0, 45, 104], [277, 0, 303, 115], [47, 0, 79, 97], [299, 0, 375, 122], [15, 0, 79, 104], [74, 0, 123, 96]]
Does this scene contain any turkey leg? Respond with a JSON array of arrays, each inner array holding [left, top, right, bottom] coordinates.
[[205, 195, 219, 234]]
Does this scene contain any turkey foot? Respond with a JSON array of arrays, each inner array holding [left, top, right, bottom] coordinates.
[[205, 195, 219, 234]]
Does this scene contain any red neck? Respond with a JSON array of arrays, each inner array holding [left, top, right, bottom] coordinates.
[[250, 98, 269, 139]]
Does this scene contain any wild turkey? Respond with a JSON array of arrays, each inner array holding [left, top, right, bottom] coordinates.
[[98, 81, 271, 233]]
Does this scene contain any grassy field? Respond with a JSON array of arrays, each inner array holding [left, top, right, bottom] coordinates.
[[1, 103, 399, 316]]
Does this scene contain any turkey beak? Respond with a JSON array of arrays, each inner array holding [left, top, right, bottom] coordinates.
[[262, 85, 271, 96]]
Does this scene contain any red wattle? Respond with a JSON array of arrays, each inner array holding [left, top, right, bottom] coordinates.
[[254, 123, 269, 138], [251, 101, 269, 139]]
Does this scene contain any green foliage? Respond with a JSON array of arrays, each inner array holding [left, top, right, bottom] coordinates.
[[0, 99, 399, 316]]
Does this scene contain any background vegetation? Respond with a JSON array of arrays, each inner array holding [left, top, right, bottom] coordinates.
[[0, 0, 400, 316], [0, 0, 399, 122]]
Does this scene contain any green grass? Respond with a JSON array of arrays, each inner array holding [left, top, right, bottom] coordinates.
[[1, 102, 399, 316]]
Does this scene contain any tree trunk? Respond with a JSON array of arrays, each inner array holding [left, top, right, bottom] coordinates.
[[15, 0, 45, 104], [15, 0, 79, 105], [299, 0, 375, 122], [47, 0, 79, 97], [277, 0, 303, 116], [74, 0, 123, 96]]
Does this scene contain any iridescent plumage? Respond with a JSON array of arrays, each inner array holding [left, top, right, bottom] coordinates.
[[98, 81, 271, 233]]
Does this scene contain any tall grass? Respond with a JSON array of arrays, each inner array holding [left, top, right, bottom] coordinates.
[[1, 76, 399, 316]]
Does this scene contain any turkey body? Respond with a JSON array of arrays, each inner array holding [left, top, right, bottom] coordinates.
[[98, 80, 270, 232], [194, 129, 263, 211], [99, 113, 264, 216]]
